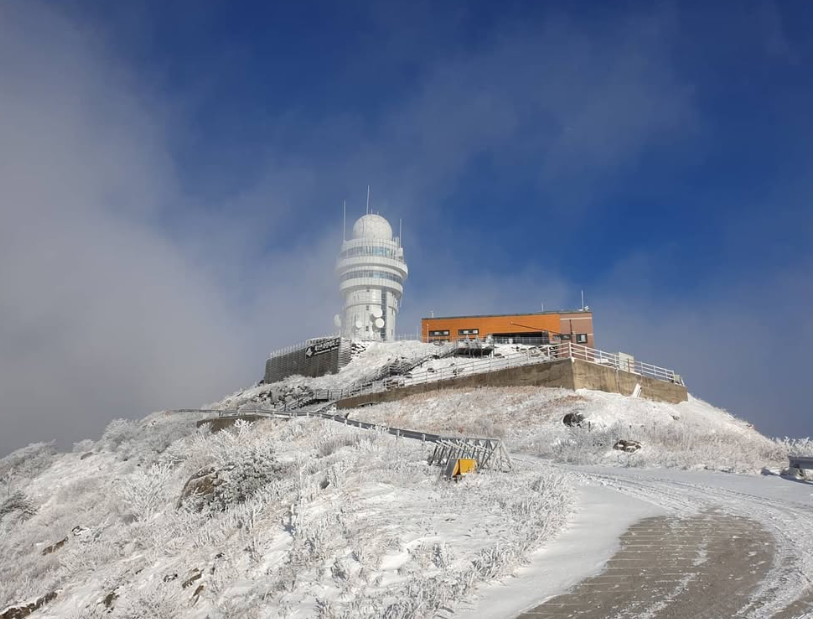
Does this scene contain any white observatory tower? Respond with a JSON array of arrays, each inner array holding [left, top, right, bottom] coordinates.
[[336, 211, 408, 341]]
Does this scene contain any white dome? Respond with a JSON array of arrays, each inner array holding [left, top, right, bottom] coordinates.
[[352, 214, 393, 240]]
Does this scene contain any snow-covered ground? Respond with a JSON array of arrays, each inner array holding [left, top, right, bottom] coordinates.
[[350, 386, 787, 473], [2, 340, 811, 618], [456, 463, 813, 618], [0, 411, 573, 618]]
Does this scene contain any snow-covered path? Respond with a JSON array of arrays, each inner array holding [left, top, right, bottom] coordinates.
[[458, 463, 813, 619]]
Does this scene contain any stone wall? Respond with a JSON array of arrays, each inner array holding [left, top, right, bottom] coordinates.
[[336, 358, 687, 409]]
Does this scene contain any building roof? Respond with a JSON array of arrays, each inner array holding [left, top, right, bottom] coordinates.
[[421, 310, 592, 320], [352, 214, 393, 240]]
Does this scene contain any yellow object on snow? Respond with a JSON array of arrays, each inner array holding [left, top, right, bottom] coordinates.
[[451, 458, 476, 478]]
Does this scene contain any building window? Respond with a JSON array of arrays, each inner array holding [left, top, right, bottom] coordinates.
[[458, 328, 479, 335], [340, 271, 402, 284], [429, 330, 450, 337], [576, 333, 588, 344]]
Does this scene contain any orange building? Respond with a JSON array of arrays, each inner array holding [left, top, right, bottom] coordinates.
[[421, 310, 594, 347]]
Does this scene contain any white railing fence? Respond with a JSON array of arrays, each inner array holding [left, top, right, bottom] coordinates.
[[312, 341, 684, 402], [268, 333, 342, 359]]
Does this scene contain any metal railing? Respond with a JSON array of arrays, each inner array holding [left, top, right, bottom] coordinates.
[[181, 403, 512, 471], [312, 342, 683, 402], [268, 333, 341, 359], [265, 338, 683, 405]]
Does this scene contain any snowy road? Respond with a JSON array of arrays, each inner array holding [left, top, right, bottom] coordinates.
[[457, 463, 813, 619]]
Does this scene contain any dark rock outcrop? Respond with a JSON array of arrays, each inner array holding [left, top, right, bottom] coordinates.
[[41, 537, 68, 555], [613, 439, 642, 452], [1, 591, 58, 619], [562, 412, 585, 427]]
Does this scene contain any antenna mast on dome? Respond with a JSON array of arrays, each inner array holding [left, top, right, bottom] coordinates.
[[366, 185, 370, 215]]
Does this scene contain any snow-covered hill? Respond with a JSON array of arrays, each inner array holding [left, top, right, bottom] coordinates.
[[1, 340, 807, 618], [350, 388, 787, 473], [0, 401, 571, 618]]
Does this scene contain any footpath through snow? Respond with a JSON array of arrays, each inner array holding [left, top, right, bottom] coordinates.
[[456, 464, 813, 619]]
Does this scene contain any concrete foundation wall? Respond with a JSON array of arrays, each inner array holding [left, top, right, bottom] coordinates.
[[571, 360, 688, 404], [336, 358, 687, 409]]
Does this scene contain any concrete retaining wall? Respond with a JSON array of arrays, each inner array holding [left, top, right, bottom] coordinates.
[[336, 358, 687, 409], [572, 360, 688, 404]]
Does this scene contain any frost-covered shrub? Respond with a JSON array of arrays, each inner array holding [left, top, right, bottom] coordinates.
[[316, 433, 368, 458], [116, 462, 175, 520], [111, 580, 180, 619], [541, 421, 784, 472], [177, 421, 287, 511], [139, 414, 200, 461], [101, 419, 140, 454], [774, 437, 813, 457], [215, 446, 283, 507], [72, 439, 96, 454], [0, 490, 37, 523], [0, 441, 56, 481]]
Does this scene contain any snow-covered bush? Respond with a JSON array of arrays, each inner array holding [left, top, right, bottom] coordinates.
[[101, 418, 140, 455], [139, 413, 202, 460], [543, 419, 783, 472], [0, 441, 55, 481], [116, 462, 175, 520], [72, 439, 96, 453], [177, 420, 288, 511], [0, 490, 37, 523], [774, 437, 813, 457]]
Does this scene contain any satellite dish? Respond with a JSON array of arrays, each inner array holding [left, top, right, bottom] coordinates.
[[333, 314, 342, 328], [354, 320, 362, 330], [374, 318, 385, 329], [371, 307, 383, 318]]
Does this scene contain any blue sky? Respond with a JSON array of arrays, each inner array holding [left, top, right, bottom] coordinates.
[[1, 0, 812, 453]]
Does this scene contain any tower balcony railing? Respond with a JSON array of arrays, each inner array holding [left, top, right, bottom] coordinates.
[[339, 277, 404, 296], [335, 254, 408, 275]]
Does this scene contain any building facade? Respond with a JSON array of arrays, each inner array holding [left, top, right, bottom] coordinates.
[[336, 213, 408, 341], [421, 310, 594, 347]]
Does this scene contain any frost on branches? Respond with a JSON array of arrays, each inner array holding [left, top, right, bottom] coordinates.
[[0, 411, 574, 619]]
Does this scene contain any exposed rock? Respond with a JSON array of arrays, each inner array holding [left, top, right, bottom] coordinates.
[[102, 590, 118, 609], [1, 591, 58, 619], [562, 412, 585, 427], [613, 439, 642, 452], [41, 537, 68, 555], [71, 525, 90, 538], [182, 569, 202, 589], [80, 452, 94, 460], [177, 468, 222, 510]]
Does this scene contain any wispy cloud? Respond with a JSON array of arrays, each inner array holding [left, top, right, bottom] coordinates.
[[1, 0, 810, 454]]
